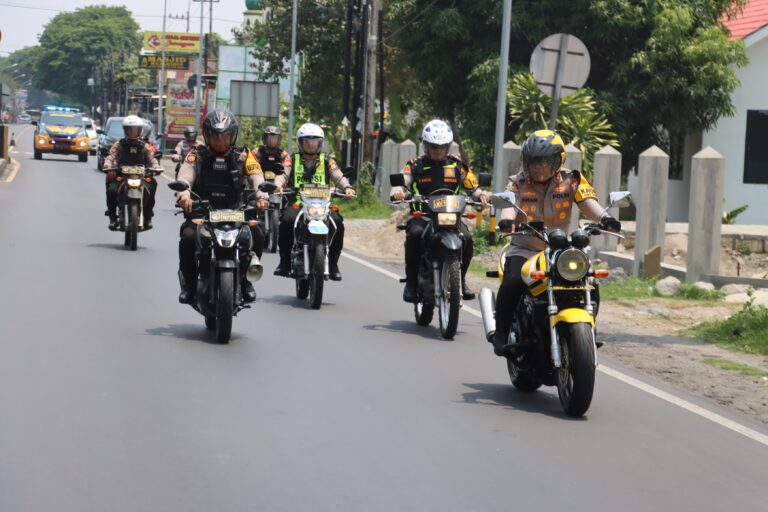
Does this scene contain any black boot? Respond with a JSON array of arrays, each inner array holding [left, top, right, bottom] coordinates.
[[241, 279, 256, 303], [108, 213, 119, 231], [329, 255, 342, 281], [490, 330, 513, 357], [143, 215, 153, 230], [462, 278, 476, 301], [179, 285, 195, 304], [274, 255, 291, 277], [403, 280, 418, 303]]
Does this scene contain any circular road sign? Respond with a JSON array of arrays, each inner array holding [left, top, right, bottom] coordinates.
[[529, 33, 590, 98]]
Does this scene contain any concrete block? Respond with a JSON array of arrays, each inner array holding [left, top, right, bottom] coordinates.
[[633, 145, 669, 276]]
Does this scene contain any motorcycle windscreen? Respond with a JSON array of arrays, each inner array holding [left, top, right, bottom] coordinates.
[[521, 252, 548, 296]]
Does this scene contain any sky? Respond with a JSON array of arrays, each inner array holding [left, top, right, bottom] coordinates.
[[0, 0, 248, 56]]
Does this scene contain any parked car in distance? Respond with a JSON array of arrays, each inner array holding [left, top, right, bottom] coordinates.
[[17, 112, 31, 124], [82, 116, 99, 155]]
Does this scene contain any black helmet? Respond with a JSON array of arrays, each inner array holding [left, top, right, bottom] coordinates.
[[521, 129, 566, 178], [202, 109, 239, 148], [262, 125, 281, 145], [184, 126, 197, 141]]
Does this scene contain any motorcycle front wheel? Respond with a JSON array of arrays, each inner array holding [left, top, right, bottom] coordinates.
[[269, 210, 279, 253], [215, 270, 234, 344], [309, 243, 325, 310], [127, 203, 139, 251], [556, 322, 596, 417], [438, 253, 461, 339]]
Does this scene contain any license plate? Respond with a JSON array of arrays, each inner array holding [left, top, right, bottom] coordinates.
[[209, 210, 245, 223], [432, 198, 446, 209], [121, 166, 145, 176], [264, 171, 276, 180], [301, 185, 330, 199]]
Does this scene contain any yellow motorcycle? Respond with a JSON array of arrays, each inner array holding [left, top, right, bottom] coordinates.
[[479, 191, 631, 417]]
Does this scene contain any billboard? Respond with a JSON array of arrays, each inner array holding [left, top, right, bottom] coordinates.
[[139, 54, 190, 70], [164, 72, 206, 142], [143, 32, 201, 54]]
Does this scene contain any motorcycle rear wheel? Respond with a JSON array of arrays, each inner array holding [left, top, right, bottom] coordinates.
[[127, 203, 139, 251], [309, 243, 325, 310], [438, 254, 461, 339], [413, 301, 434, 326], [215, 270, 234, 344], [556, 323, 596, 417]]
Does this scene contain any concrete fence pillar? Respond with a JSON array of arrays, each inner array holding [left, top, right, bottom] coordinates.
[[686, 146, 725, 282], [397, 139, 417, 172], [592, 145, 622, 253], [498, 140, 521, 192], [565, 144, 583, 232], [449, 141, 460, 156], [378, 139, 397, 200], [633, 145, 669, 276]]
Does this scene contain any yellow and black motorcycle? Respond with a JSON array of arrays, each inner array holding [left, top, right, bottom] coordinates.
[[479, 191, 631, 417]]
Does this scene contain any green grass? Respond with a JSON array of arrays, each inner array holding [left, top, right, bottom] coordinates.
[[471, 223, 496, 255], [676, 283, 725, 301], [688, 301, 768, 356], [340, 161, 394, 219], [600, 276, 658, 300], [702, 358, 768, 378]]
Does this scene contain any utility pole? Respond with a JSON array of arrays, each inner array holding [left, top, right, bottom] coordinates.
[[350, 0, 369, 171], [194, 0, 205, 128], [341, 0, 354, 168], [287, 0, 299, 154], [362, 0, 379, 164], [492, 0, 513, 193], [158, 0, 168, 146]]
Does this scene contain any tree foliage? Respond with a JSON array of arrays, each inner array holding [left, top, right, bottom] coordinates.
[[33, 6, 142, 105], [233, 0, 348, 126]]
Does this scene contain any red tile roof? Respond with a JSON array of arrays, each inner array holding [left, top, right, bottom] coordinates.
[[723, 0, 768, 40]]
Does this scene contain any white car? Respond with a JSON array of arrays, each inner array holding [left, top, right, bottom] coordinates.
[[82, 116, 99, 155]]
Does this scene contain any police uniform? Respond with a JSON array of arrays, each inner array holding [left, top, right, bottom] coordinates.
[[176, 145, 266, 295], [103, 138, 160, 224], [392, 154, 483, 288], [253, 145, 292, 176]]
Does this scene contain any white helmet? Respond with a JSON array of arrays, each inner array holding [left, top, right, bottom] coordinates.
[[296, 123, 324, 155], [123, 115, 144, 140], [421, 119, 453, 152]]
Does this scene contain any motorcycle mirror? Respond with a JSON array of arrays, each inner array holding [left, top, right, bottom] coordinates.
[[477, 173, 492, 187], [608, 191, 632, 209], [168, 180, 189, 192], [389, 173, 406, 187], [490, 191, 517, 209], [259, 182, 277, 193]]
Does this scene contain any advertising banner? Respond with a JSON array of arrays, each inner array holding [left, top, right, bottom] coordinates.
[[139, 54, 190, 70], [165, 72, 206, 142], [143, 32, 201, 54]]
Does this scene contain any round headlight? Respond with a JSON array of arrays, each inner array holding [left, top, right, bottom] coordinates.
[[556, 248, 589, 281], [549, 229, 568, 249]]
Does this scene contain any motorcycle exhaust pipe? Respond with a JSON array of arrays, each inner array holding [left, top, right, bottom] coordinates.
[[478, 287, 496, 342], [247, 252, 263, 281]]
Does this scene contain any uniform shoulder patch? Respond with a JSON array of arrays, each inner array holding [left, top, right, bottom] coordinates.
[[185, 150, 198, 164]]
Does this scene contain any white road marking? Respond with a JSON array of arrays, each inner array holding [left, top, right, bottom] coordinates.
[[341, 251, 768, 447]]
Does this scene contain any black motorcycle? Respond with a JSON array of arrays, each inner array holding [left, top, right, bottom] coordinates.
[[115, 165, 161, 250], [390, 173, 491, 339], [260, 169, 284, 253], [168, 181, 261, 344]]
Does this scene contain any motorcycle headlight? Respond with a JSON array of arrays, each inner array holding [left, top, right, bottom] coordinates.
[[307, 205, 327, 218], [437, 213, 458, 226], [126, 178, 142, 187], [214, 228, 238, 248], [556, 248, 589, 281]]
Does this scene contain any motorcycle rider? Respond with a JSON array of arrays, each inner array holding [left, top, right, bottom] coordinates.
[[103, 115, 161, 230], [272, 123, 355, 281], [252, 125, 292, 177], [173, 127, 198, 163], [489, 129, 621, 356], [175, 109, 269, 304], [390, 119, 490, 303]]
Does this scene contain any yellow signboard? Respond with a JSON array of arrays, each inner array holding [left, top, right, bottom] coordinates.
[[138, 54, 190, 70], [142, 31, 201, 54]]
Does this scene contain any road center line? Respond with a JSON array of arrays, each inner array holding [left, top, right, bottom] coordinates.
[[341, 251, 768, 447]]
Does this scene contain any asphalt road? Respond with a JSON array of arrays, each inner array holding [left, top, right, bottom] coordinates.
[[1, 128, 767, 511]]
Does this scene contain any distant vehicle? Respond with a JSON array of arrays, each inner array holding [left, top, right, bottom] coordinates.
[[17, 112, 31, 124], [32, 107, 89, 162], [82, 116, 99, 155], [26, 109, 42, 123], [97, 116, 125, 171]]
